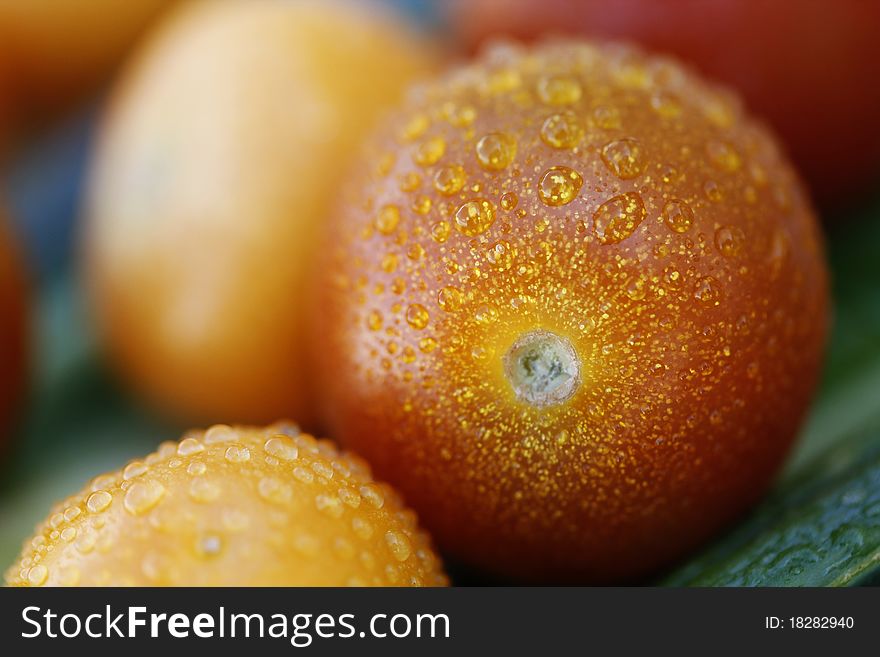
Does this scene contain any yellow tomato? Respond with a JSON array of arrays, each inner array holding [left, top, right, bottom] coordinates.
[[6, 423, 448, 586], [0, 0, 176, 118], [84, 0, 437, 426]]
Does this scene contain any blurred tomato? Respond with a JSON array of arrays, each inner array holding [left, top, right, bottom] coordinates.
[[0, 206, 27, 441], [0, 0, 176, 121], [448, 0, 880, 205], [84, 0, 437, 427]]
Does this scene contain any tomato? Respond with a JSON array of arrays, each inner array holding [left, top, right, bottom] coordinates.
[[311, 40, 830, 582], [448, 0, 880, 205], [0, 206, 26, 443], [0, 0, 175, 120], [5, 422, 448, 586], [84, 0, 436, 426]]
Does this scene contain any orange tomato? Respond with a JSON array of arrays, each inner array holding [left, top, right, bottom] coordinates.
[[448, 0, 880, 205], [84, 0, 436, 426], [6, 423, 448, 586], [311, 40, 830, 582], [0, 205, 26, 442], [0, 0, 176, 120]]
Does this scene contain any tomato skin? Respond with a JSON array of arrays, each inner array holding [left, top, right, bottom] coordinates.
[[311, 40, 830, 582], [6, 423, 448, 587], [0, 207, 27, 444], [448, 0, 880, 206], [84, 0, 436, 427]]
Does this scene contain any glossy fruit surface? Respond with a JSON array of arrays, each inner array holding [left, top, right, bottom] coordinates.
[[312, 40, 830, 582], [0, 207, 26, 441], [0, 0, 175, 119], [5, 422, 448, 586], [84, 0, 436, 426], [448, 0, 880, 204]]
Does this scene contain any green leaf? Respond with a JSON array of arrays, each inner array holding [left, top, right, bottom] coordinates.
[[662, 195, 880, 586]]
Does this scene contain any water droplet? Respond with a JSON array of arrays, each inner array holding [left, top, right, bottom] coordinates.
[[538, 166, 583, 206], [411, 195, 432, 215], [224, 445, 251, 463], [315, 494, 344, 518], [413, 135, 446, 167], [60, 527, 76, 542], [122, 461, 148, 480], [367, 310, 383, 331], [380, 253, 398, 273], [431, 220, 451, 243], [662, 199, 693, 233], [437, 286, 463, 312], [360, 484, 385, 509], [293, 466, 315, 484], [222, 508, 249, 532], [193, 534, 222, 559], [486, 240, 514, 270], [706, 140, 742, 172], [593, 192, 647, 244], [419, 337, 438, 353], [433, 164, 466, 195], [400, 113, 429, 141], [27, 565, 48, 586], [475, 132, 517, 171], [406, 303, 430, 329], [375, 205, 401, 235], [258, 477, 293, 504], [124, 481, 166, 515], [540, 111, 583, 149], [500, 191, 518, 211], [715, 225, 745, 257], [86, 490, 112, 514], [407, 243, 425, 261], [188, 477, 221, 503], [703, 180, 724, 202], [454, 199, 497, 236], [442, 101, 477, 127], [385, 531, 412, 562], [352, 516, 374, 540], [204, 425, 236, 444], [650, 91, 682, 118], [338, 487, 361, 508], [694, 276, 721, 305], [593, 105, 621, 129], [184, 458, 204, 476], [177, 437, 204, 456], [264, 436, 299, 461], [474, 303, 499, 324], [625, 276, 648, 300], [398, 171, 421, 192], [537, 75, 582, 105], [600, 138, 645, 179]]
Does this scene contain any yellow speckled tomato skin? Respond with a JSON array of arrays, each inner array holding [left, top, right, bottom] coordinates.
[[0, 206, 26, 443], [84, 0, 437, 427], [311, 41, 830, 582], [6, 423, 448, 587]]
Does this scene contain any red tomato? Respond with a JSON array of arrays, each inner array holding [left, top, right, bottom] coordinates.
[[448, 0, 880, 205]]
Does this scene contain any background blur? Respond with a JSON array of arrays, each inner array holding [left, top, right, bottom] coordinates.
[[1, 0, 879, 584]]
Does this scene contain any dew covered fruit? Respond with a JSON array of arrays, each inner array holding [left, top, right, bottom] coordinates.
[[5, 423, 448, 586], [311, 41, 830, 582], [0, 207, 26, 441], [84, 0, 436, 426], [448, 0, 880, 204]]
